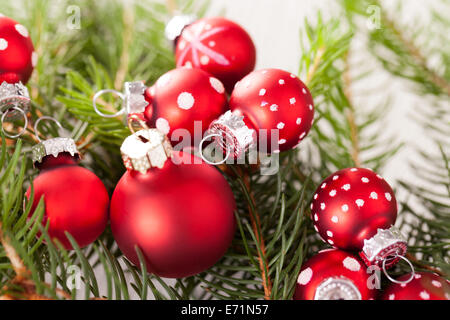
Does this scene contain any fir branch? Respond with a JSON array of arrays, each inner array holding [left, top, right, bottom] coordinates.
[[0, 223, 29, 281], [239, 167, 272, 300], [377, 3, 450, 96], [342, 0, 450, 96]]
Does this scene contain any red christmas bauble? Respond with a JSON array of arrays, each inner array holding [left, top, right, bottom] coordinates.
[[26, 153, 109, 250], [229, 68, 314, 153], [0, 15, 36, 84], [381, 272, 450, 300], [310, 168, 404, 267], [143, 67, 228, 148], [175, 17, 256, 93], [293, 249, 376, 300], [110, 149, 236, 278]]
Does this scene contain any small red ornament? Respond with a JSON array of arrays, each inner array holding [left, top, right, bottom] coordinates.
[[0, 15, 35, 119], [381, 272, 450, 300], [143, 67, 228, 148], [110, 128, 236, 278], [0, 15, 35, 84], [173, 17, 256, 93], [207, 68, 314, 157], [310, 168, 406, 268], [293, 249, 377, 300], [26, 121, 109, 250]]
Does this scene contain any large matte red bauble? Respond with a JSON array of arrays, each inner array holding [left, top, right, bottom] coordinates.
[[381, 272, 450, 300], [110, 151, 236, 278], [144, 68, 228, 148], [230, 68, 314, 153], [294, 249, 376, 300], [175, 17, 256, 93], [26, 155, 109, 250], [311, 168, 397, 250], [0, 15, 36, 84]]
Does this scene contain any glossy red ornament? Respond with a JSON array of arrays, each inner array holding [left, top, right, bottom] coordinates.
[[381, 272, 450, 300], [175, 17, 256, 93], [293, 249, 376, 300], [310, 168, 405, 268], [209, 68, 314, 157], [143, 67, 228, 148], [110, 130, 236, 278], [0, 15, 36, 84], [26, 152, 109, 250]]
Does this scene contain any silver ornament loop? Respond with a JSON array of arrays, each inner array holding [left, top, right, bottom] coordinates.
[[199, 133, 232, 165], [34, 116, 64, 142], [382, 254, 415, 284], [1, 106, 28, 139], [92, 89, 126, 118]]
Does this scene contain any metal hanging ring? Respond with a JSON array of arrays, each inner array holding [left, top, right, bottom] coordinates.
[[127, 114, 149, 134], [199, 133, 232, 165], [382, 254, 415, 284], [34, 116, 64, 142], [1, 106, 28, 139], [93, 89, 126, 118]]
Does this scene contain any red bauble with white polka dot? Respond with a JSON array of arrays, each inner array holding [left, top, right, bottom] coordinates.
[[381, 272, 450, 300], [208, 68, 314, 157], [0, 15, 36, 84], [310, 168, 406, 268], [294, 249, 377, 300], [174, 17, 256, 93], [143, 67, 228, 147]]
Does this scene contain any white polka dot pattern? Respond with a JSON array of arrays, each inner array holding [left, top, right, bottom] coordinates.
[[155, 118, 170, 134], [419, 291, 430, 300], [15, 24, 29, 37], [177, 92, 195, 110], [297, 267, 313, 285], [355, 199, 364, 208], [342, 257, 361, 271], [209, 77, 224, 94], [0, 38, 8, 50]]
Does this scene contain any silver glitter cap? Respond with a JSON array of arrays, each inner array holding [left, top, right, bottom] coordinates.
[[0, 81, 30, 120], [31, 137, 80, 165], [124, 81, 149, 115], [120, 129, 173, 173], [165, 14, 196, 42], [360, 226, 407, 268], [314, 277, 362, 300], [208, 111, 256, 158]]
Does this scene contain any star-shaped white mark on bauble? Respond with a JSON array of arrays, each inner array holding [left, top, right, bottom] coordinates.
[[178, 22, 231, 67]]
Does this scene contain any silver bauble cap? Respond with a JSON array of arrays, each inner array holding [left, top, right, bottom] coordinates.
[[0, 81, 30, 120], [360, 225, 407, 268], [120, 129, 173, 173], [124, 81, 149, 115], [208, 111, 256, 158], [31, 137, 80, 165], [165, 14, 196, 42], [314, 277, 362, 300]]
